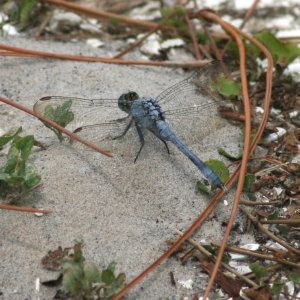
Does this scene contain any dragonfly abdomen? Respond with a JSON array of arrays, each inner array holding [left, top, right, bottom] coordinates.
[[156, 120, 224, 189]]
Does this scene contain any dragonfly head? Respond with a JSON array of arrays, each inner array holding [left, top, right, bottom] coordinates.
[[118, 91, 139, 113]]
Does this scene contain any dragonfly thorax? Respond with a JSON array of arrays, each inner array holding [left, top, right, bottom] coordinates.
[[118, 92, 165, 122], [132, 97, 165, 121]]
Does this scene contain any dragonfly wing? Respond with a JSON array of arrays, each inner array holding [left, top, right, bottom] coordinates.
[[34, 96, 121, 133], [33, 96, 143, 157], [69, 118, 145, 157], [155, 61, 223, 107], [164, 102, 238, 146], [156, 62, 233, 145]]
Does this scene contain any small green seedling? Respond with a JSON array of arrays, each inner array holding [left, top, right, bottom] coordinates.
[[227, 32, 300, 68], [0, 127, 41, 201], [249, 263, 269, 279], [272, 282, 284, 295], [211, 77, 241, 97], [288, 273, 300, 285], [160, 6, 188, 36], [218, 148, 243, 161], [255, 32, 300, 66], [62, 243, 126, 299], [202, 244, 231, 264], [2, 0, 38, 30], [243, 174, 255, 193], [42, 100, 74, 142]]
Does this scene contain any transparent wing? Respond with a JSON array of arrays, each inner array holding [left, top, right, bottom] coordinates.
[[34, 96, 120, 130], [157, 61, 229, 124], [156, 62, 238, 144], [33, 96, 144, 157], [69, 118, 146, 157], [155, 61, 223, 107], [165, 99, 228, 119]]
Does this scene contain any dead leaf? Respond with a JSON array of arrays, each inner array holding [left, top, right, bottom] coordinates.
[[200, 260, 243, 298], [243, 285, 272, 300], [286, 163, 300, 174], [41, 246, 72, 271]]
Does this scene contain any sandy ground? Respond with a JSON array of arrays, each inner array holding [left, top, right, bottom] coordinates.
[[0, 37, 247, 299]]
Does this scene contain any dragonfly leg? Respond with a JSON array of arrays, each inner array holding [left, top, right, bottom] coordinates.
[[112, 118, 133, 140], [134, 123, 145, 163], [160, 139, 170, 155]]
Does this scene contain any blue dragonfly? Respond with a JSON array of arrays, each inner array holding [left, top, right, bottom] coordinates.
[[34, 62, 232, 189]]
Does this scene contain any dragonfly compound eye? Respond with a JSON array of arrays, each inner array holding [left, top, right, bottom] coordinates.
[[118, 91, 140, 113], [129, 92, 139, 100]]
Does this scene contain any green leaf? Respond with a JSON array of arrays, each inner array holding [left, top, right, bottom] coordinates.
[[211, 77, 241, 97], [160, 6, 188, 35], [246, 41, 261, 61], [0, 173, 10, 181], [19, 0, 38, 29], [4, 135, 35, 178], [0, 181, 9, 196], [202, 244, 214, 252], [227, 41, 239, 59], [15, 135, 35, 161], [107, 261, 116, 273], [5, 145, 19, 174], [284, 42, 300, 64], [272, 282, 284, 294], [255, 32, 285, 62], [115, 273, 126, 285], [58, 241, 126, 298], [160, 5, 186, 18], [73, 242, 84, 263], [1, 134, 40, 199], [83, 262, 101, 284], [268, 210, 279, 220], [61, 244, 91, 295], [288, 273, 300, 285], [227, 40, 261, 62], [104, 280, 126, 298], [243, 174, 255, 193], [255, 32, 300, 65], [101, 269, 115, 285], [196, 181, 210, 193], [5, 175, 25, 185], [196, 30, 208, 44], [0, 127, 22, 148], [218, 148, 243, 161], [276, 224, 291, 234], [201, 245, 230, 263], [205, 159, 229, 186], [110, 16, 121, 25], [197, 160, 229, 193], [249, 263, 268, 278], [24, 164, 41, 189], [43, 100, 74, 142], [53, 100, 74, 127], [62, 264, 85, 294]]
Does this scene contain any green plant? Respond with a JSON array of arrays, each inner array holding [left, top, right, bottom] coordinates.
[[2, 0, 38, 30], [249, 263, 269, 279], [211, 77, 241, 97], [255, 32, 300, 66], [0, 127, 41, 201], [62, 243, 126, 299], [228, 32, 300, 68], [160, 6, 189, 36], [42, 100, 75, 142]]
